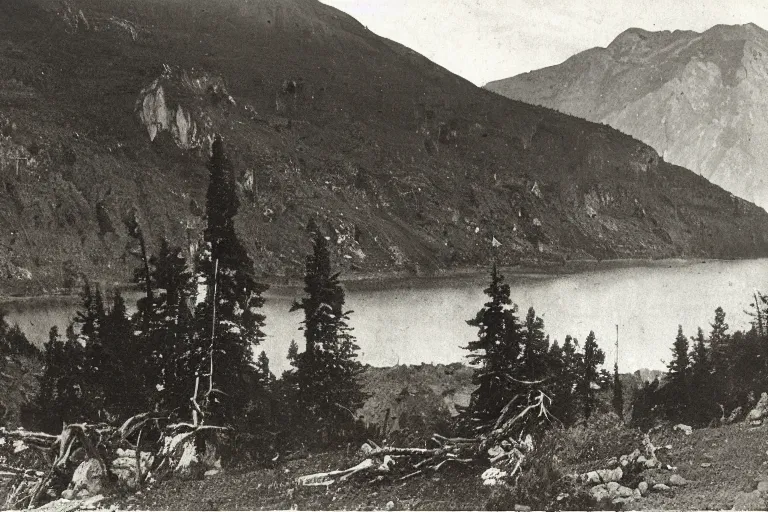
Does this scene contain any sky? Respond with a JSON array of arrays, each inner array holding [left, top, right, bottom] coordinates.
[[320, 0, 768, 86]]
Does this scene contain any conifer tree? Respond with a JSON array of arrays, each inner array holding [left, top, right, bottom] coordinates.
[[667, 325, 690, 420], [463, 264, 516, 426], [520, 307, 549, 382], [612, 362, 624, 419], [689, 327, 715, 424], [76, 283, 107, 419], [579, 331, 605, 419], [290, 222, 366, 440], [101, 291, 142, 419], [195, 134, 268, 424]]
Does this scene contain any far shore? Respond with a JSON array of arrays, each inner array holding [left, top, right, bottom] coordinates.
[[0, 256, 765, 303]]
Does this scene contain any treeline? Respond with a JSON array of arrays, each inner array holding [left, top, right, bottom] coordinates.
[[29, 136, 368, 454], [633, 297, 768, 428], [459, 265, 617, 434]]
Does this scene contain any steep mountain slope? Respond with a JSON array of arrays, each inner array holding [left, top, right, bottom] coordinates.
[[0, 3, 767, 294], [486, 23, 768, 210]]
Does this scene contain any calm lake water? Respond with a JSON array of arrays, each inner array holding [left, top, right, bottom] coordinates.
[[3, 259, 767, 375]]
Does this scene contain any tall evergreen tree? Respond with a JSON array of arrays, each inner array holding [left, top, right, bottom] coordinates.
[[290, 222, 366, 440], [463, 264, 517, 427], [579, 331, 605, 420], [195, 134, 268, 424], [612, 362, 624, 420], [688, 327, 715, 424], [520, 307, 549, 382], [667, 325, 690, 420]]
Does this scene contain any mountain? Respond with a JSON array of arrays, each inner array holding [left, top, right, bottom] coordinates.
[[486, 23, 768, 210], [1, 3, 768, 294]]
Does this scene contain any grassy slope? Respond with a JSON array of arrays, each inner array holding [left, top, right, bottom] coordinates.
[[0, 1, 765, 295]]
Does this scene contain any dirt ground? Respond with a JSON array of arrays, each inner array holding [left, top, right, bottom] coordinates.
[[110, 421, 768, 511]]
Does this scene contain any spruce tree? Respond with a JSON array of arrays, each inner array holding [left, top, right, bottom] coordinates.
[[290, 222, 366, 441], [195, 134, 268, 424], [579, 331, 605, 419], [667, 325, 690, 420], [463, 264, 515, 427], [689, 327, 714, 424], [612, 362, 624, 419], [101, 291, 142, 419], [520, 307, 549, 382]]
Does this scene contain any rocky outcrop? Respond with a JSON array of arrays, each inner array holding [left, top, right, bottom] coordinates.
[[486, 23, 768, 210]]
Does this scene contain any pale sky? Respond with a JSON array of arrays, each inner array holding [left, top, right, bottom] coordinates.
[[320, 0, 768, 85]]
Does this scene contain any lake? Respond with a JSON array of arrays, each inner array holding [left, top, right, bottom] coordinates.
[[2, 259, 767, 375]]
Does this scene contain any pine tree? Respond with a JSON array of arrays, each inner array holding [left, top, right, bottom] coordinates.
[[688, 327, 715, 424], [548, 335, 582, 426], [463, 263, 516, 426], [76, 283, 107, 419], [520, 307, 549, 382], [667, 325, 690, 420], [612, 362, 624, 419], [195, 134, 268, 424], [290, 223, 366, 441], [709, 307, 731, 405], [101, 291, 142, 419], [579, 331, 605, 420]]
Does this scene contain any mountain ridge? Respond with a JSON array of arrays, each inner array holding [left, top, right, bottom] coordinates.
[[485, 23, 768, 210], [0, 2, 767, 294]]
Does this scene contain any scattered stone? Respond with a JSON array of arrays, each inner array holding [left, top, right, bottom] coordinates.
[[68, 459, 106, 497], [606, 482, 620, 493], [633, 488, 642, 500], [638, 482, 649, 495], [748, 393, 768, 422], [616, 486, 635, 498], [673, 424, 693, 435], [701, 462, 712, 468], [727, 406, 744, 424], [598, 467, 623, 483], [652, 484, 671, 492], [637, 455, 647, 465], [359, 443, 374, 455], [645, 458, 659, 469], [204, 469, 220, 477], [669, 474, 688, 487], [590, 485, 611, 505], [385, 501, 395, 510], [514, 506, 531, 512], [732, 490, 767, 510]]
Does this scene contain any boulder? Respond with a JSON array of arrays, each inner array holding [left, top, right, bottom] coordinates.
[[727, 406, 744, 424], [68, 459, 106, 497], [175, 439, 204, 480], [597, 467, 623, 483], [638, 481, 649, 496], [590, 485, 611, 506], [669, 474, 688, 487], [645, 457, 659, 469], [748, 393, 768, 422], [733, 490, 766, 511], [652, 483, 671, 492], [615, 486, 635, 498], [673, 424, 692, 435]]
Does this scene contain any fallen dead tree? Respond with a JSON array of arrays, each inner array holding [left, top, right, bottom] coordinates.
[[296, 390, 550, 488], [0, 413, 229, 510]]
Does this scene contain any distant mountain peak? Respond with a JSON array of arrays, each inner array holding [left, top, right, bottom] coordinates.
[[486, 22, 768, 210]]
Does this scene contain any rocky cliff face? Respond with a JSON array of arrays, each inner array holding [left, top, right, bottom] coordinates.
[[0, 2, 767, 294], [486, 23, 768, 210]]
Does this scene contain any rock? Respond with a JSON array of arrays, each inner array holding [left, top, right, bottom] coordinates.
[[616, 486, 635, 498], [669, 474, 688, 487], [637, 455, 647, 465], [629, 449, 641, 461], [701, 462, 712, 468], [69, 459, 106, 497], [727, 406, 744, 424], [733, 490, 767, 510], [748, 393, 768, 422], [758, 481, 768, 493], [652, 484, 671, 492], [514, 506, 531, 512], [597, 467, 623, 483], [61, 489, 75, 500], [638, 482, 649, 495], [633, 488, 642, 500], [673, 424, 693, 435], [606, 482, 621, 493], [204, 469, 220, 477], [359, 443, 374, 455], [174, 439, 203, 480], [590, 485, 611, 505], [582, 471, 601, 484], [385, 501, 395, 510], [645, 457, 659, 469], [606, 456, 618, 467]]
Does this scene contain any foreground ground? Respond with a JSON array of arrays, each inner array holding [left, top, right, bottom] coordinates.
[[110, 420, 768, 511]]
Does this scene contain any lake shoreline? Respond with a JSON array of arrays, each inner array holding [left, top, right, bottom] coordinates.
[[0, 257, 761, 304]]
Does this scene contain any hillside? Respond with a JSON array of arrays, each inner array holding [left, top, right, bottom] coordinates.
[[0, 3, 768, 295], [486, 23, 768, 210]]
